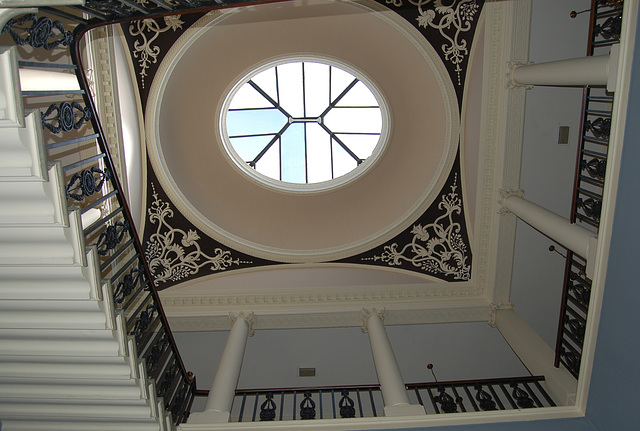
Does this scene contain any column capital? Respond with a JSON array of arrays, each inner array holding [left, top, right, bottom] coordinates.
[[488, 302, 514, 327], [507, 61, 535, 89], [229, 311, 255, 337], [498, 188, 524, 214], [361, 307, 386, 333]]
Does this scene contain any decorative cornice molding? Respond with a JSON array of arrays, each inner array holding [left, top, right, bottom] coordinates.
[[229, 311, 255, 336], [361, 307, 386, 333], [165, 302, 490, 332], [488, 301, 514, 327], [498, 188, 525, 214]]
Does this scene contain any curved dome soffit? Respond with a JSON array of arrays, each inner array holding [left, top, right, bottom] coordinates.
[[146, 0, 460, 263]]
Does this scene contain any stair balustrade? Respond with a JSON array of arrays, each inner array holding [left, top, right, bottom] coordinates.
[[555, 0, 624, 379]]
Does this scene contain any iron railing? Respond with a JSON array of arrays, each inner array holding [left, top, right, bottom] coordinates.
[[217, 376, 554, 422], [555, 0, 623, 378]]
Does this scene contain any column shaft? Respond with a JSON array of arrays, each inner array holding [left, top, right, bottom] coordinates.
[[512, 55, 610, 87], [365, 312, 410, 407], [503, 194, 597, 277]]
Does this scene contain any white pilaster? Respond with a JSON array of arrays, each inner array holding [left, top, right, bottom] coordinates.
[[499, 189, 598, 278], [189, 311, 254, 424], [509, 44, 620, 92], [362, 308, 425, 417], [494, 308, 577, 406]]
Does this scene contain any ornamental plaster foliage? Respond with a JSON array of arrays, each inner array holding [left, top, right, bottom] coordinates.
[[145, 183, 251, 283], [364, 174, 470, 280], [129, 15, 184, 88], [388, 0, 480, 85], [361, 307, 386, 333]]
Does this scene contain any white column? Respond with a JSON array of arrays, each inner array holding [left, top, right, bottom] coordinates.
[[499, 189, 598, 279], [493, 307, 577, 406], [189, 312, 254, 424], [362, 308, 425, 417], [509, 44, 619, 92]]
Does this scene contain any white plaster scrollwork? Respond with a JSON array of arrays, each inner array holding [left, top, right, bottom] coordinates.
[[507, 61, 535, 89], [230, 311, 255, 337], [498, 188, 525, 215], [412, 0, 481, 85], [488, 302, 514, 327], [364, 175, 470, 280], [361, 307, 386, 333], [129, 15, 184, 88], [145, 183, 251, 283]]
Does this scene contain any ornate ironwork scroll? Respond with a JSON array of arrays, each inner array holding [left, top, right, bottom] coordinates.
[[66, 166, 111, 202], [260, 393, 277, 421], [114, 266, 144, 304], [299, 392, 316, 420], [1, 14, 73, 50], [511, 383, 534, 409], [435, 386, 459, 413], [474, 384, 496, 411], [132, 303, 157, 340], [95, 220, 130, 256], [41, 102, 92, 134], [339, 390, 356, 418]]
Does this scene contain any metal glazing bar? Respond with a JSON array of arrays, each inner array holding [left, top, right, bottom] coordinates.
[[426, 387, 440, 413], [237, 392, 247, 422], [488, 385, 505, 410], [40, 6, 89, 24], [463, 385, 479, 411], [499, 384, 517, 409], [46, 133, 99, 150], [80, 189, 118, 214], [534, 381, 556, 407], [368, 388, 377, 417], [251, 392, 259, 421], [522, 382, 544, 408], [62, 153, 105, 172], [248, 80, 291, 118], [23, 90, 85, 97], [99, 238, 135, 272]]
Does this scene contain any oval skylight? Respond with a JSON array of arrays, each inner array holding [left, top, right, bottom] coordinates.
[[221, 58, 389, 191]]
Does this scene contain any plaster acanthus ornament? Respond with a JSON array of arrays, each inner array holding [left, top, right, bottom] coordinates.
[[129, 15, 184, 88], [497, 188, 525, 215], [230, 311, 255, 337], [506, 61, 535, 90], [361, 307, 386, 333], [145, 183, 250, 283], [364, 175, 470, 280], [410, 0, 481, 85], [488, 302, 514, 327]]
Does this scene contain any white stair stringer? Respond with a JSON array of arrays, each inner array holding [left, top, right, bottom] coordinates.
[[0, 46, 174, 431]]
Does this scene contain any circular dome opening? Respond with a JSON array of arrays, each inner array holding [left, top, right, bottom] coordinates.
[[220, 57, 390, 192]]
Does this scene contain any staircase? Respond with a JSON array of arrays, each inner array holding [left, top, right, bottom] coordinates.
[[0, 9, 189, 430]]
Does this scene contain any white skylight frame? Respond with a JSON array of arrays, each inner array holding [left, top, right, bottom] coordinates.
[[220, 55, 391, 193]]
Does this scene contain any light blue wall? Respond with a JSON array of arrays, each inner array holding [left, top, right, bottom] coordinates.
[[376, 6, 640, 431]]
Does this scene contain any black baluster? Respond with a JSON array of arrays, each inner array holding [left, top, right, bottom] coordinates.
[[339, 390, 356, 418], [300, 391, 316, 420], [474, 384, 497, 411], [260, 393, 276, 421]]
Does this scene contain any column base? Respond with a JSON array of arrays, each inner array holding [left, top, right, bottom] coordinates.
[[384, 404, 426, 417], [187, 410, 230, 424]]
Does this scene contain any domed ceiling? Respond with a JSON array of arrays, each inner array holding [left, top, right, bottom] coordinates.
[[120, 0, 484, 290]]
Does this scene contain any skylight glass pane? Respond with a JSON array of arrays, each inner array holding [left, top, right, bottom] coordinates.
[[304, 62, 330, 117], [335, 134, 379, 159], [255, 139, 280, 179], [336, 81, 379, 107], [324, 107, 382, 134], [228, 84, 273, 109], [277, 63, 304, 117], [332, 139, 358, 177], [252, 68, 278, 102], [280, 123, 306, 183], [227, 109, 287, 137], [331, 67, 356, 103], [229, 135, 273, 162], [306, 123, 332, 183]]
